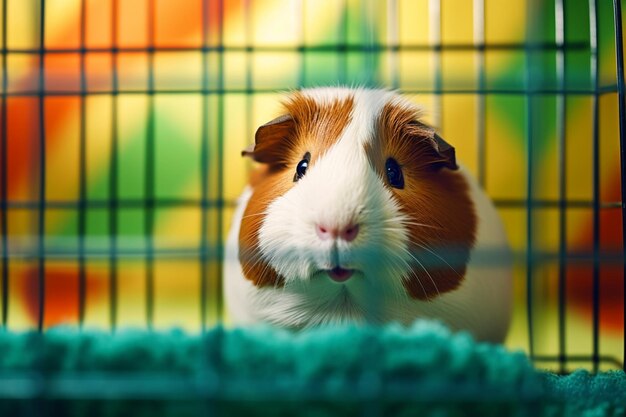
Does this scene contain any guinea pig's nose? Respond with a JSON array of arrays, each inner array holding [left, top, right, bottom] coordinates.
[[340, 224, 359, 242], [315, 224, 334, 241], [315, 223, 359, 242]]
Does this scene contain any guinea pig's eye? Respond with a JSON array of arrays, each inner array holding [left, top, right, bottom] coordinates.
[[294, 152, 311, 182], [385, 158, 404, 189]]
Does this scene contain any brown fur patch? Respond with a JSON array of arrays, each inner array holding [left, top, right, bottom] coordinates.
[[282, 92, 355, 169], [239, 166, 289, 287], [239, 92, 354, 287], [369, 102, 477, 300]]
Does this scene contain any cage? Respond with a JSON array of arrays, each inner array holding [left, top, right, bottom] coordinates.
[[0, 0, 625, 413]]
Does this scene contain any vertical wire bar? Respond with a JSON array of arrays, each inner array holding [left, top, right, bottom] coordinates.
[[216, 0, 224, 323], [145, 0, 156, 330], [363, 0, 374, 86], [611, 0, 626, 372], [78, 0, 87, 327], [37, 0, 46, 332], [589, 0, 600, 373], [199, 1, 221, 411], [524, 0, 535, 360], [474, 0, 486, 188], [1, 0, 8, 329], [109, 0, 119, 331], [299, 0, 306, 88], [387, 0, 399, 90], [199, 0, 209, 332], [555, 0, 567, 373], [244, 0, 252, 195], [429, 0, 442, 129], [340, 0, 347, 83]]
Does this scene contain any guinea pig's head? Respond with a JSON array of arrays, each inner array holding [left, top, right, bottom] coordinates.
[[239, 88, 477, 326]]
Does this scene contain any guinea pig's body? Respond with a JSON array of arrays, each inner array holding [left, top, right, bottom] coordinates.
[[224, 88, 513, 342]]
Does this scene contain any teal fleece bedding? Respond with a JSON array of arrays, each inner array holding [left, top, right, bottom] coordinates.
[[0, 321, 624, 416]]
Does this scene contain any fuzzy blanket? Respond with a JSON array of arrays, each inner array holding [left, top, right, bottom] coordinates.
[[0, 322, 624, 416]]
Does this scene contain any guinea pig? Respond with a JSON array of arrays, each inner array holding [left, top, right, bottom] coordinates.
[[224, 87, 513, 343]]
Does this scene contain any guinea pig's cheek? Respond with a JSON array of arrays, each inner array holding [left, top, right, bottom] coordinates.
[[257, 192, 316, 282], [311, 244, 332, 270], [362, 187, 414, 286]]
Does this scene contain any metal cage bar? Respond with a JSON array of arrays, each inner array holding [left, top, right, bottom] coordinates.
[[145, 0, 156, 331], [1, 0, 8, 329], [524, 0, 535, 361], [77, 0, 87, 328], [589, 0, 601, 374], [474, 0, 486, 188], [199, 0, 211, 332], [0, 42, 593, 54], [215, 0, 225, 325], [0, 197, 622, 210], [0, 87, 618, 96], [36, 0, 46, 332], [555, 0, 567, 374], [611, 0, 626, 373], [429, 0, 442, 129], [109, 0, 120, 331]]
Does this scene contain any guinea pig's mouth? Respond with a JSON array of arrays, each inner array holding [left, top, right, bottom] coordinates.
[[325, 267, 356, 283]]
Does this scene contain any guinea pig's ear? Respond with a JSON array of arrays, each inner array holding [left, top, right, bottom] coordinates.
[[242, 114, 295, 164], [407, 121, 458, 171], [432, 133, 458, 170]]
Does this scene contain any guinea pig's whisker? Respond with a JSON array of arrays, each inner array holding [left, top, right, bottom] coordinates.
[[391, 251, 428, 301], [402, 247, 440, 299], [406, 268, 430, 302], [412, 241, 462, 278], [400, 221, 443, 230], [404, 249, 439, 301], [387, 258, 412, 300], [385, 217, 440, 228], [240, 212, 268, 221], [278, 193, 300, 209], [378, 217, 443, 231], [240, 194, 298, 220], [246, 256, 269, 278], [245, 250, 284, 288]]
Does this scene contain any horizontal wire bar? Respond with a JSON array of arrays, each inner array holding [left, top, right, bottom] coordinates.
[[532, 354, 623, 368], [1, 199, 236, 209], [0, 87, 619, 97], [493, 199, 622, 209], [0, 247, 623, 264], [1, 247, 206, 260], [0, 41, 591, 55], [0, 198, 621, 210]]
